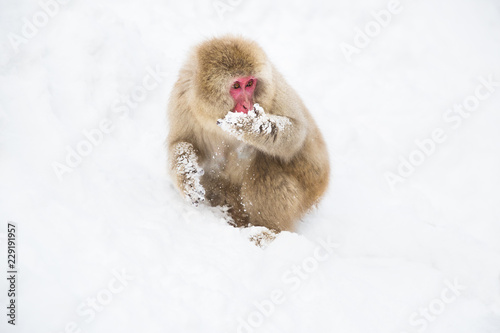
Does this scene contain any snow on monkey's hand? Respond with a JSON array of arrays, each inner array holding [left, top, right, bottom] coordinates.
[[173, 142, 205, 207], [217, 104, 291, 140]]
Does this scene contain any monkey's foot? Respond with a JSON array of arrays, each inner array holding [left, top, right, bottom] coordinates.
[[243, 226, 278, 247], [174, 142, 206, 207], [217, 103, 290, 140]]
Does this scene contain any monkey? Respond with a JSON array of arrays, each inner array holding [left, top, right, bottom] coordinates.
[[167, 36, 330, 232]]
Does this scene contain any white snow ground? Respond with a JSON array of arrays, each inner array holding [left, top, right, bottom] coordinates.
[[1, 0, 500, 332]]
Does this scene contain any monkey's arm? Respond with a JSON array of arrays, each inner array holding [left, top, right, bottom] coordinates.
[[217, 104, 306, 161], [169, 141, 205, 206]]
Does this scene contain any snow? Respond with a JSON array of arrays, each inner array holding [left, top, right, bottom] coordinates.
[[1, 0, 500, 332], [173, 142, 205, 207], [217, 103, 291, 139]]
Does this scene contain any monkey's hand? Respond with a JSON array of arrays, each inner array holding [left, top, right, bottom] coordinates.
[[172, 142, 205, 207], [217, 104, 291, 142]]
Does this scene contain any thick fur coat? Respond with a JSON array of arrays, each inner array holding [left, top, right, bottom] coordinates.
[[167, 36, 329, 231]]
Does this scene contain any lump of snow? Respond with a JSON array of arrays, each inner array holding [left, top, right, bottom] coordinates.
[[217, 103, 291, 139]]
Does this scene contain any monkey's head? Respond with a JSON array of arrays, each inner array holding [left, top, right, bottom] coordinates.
[[193, 36, 275, 120]]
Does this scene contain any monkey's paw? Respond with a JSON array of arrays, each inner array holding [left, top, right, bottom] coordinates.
[[217, 104, 290, 139], [244, 227, 278, 247], [174, 142, 206, 207]]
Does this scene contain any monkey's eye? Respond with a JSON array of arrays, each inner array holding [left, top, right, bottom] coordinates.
[[233, 82, 240, 89], [246, 80, 253, 87]]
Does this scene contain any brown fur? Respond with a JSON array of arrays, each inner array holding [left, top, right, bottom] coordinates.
[[167, 36, 330, 232]]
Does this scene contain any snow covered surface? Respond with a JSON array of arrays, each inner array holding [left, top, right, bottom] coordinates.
[[1, 0, 500, 332]]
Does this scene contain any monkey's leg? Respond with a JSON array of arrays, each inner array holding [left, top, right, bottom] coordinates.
[[200, 174, 249, 227], [241, 164, 306, 232]]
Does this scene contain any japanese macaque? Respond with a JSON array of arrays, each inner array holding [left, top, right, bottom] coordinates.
[[167, 36, 329, 232]]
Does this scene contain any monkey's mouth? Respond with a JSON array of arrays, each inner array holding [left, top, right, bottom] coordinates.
[[233, 101, 252, 114]]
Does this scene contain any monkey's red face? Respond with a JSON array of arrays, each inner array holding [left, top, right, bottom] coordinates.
[[230, 76, 256, 114]]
